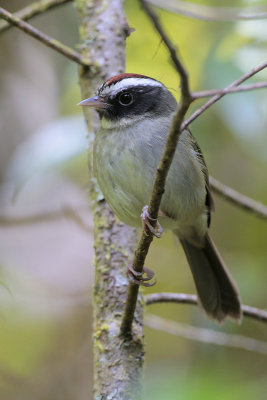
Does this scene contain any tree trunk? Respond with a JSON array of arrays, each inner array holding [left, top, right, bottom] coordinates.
[[75, 1, 144, 399]]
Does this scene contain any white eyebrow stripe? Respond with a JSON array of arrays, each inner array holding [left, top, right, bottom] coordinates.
[[101, 77, 163, 96]]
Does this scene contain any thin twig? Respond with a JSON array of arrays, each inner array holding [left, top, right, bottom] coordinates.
[[0, 205, 92, 233], [138, 2, 191, 98], [144, 293, 267, 323], [209, 177, 267, 220], [147, 0, 267, 22], [192, 81, 267, 99], [145, 314, 267, 355], [0, 7, 90, 66], [183, 61, 267, 129], [120, 0, 193, 337], [1, 179, 265, 230], [0, 0, 72, 34]]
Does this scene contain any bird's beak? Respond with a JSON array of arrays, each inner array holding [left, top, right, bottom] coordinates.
[[77, 96, 106, 109]]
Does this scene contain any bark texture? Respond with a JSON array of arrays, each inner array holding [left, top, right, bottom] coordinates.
[[75, 1, 144, 399]]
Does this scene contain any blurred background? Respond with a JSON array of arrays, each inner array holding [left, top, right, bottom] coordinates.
[[0, 0, 266, 399]]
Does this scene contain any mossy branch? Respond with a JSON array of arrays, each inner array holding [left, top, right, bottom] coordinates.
[[74, 1, 143, 399]]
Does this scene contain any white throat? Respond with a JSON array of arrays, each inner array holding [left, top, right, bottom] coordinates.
[[101, 114, 147, 129]]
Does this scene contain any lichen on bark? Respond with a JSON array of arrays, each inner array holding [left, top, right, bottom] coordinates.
[[74, 1, 144, 398]]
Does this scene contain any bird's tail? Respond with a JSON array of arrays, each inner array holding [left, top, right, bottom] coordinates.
[[180, 234, 241, 322]]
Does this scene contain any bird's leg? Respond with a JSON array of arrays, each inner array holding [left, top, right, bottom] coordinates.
[[141, 205, 163, 238], [127, 264, 156, 287]]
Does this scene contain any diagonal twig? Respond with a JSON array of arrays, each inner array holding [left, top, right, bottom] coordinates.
[[120, 2, 267, 337], [183, 61, 267, 129], [209, 177, 267, 220], [145, 314, 267, 355], [147, 0, 267, 22], [192, 81, 267, 99], [0, 0, 72, 34], [120, 0, 193, 336], [0, 205, 92, 233], [0, 6, 90, 66], [144, 293, 267, 323]]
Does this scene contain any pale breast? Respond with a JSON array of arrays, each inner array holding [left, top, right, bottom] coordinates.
[[93, 118, 207, 231]]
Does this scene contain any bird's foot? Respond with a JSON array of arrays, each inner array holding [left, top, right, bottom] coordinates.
[[141, 205, 163, 238], [127, 264, 156, 287]]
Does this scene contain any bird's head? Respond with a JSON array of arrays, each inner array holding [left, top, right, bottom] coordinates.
[[78, 73, 177, 128]]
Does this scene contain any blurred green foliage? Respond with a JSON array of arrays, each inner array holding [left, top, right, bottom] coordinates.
[[0, 0, 266, 399]]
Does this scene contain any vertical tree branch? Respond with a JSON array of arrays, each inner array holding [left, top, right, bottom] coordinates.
[[75, 1, 143, 399], [120, 0, 193, 336]]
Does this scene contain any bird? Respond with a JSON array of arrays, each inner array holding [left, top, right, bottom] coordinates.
[[78, 73, 242, 322]]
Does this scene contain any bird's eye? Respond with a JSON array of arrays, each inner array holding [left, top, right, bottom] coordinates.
[[118, 92, 133, 106]]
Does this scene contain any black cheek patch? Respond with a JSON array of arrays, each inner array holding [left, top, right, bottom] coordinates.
[[104, 86, 164, 121]]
